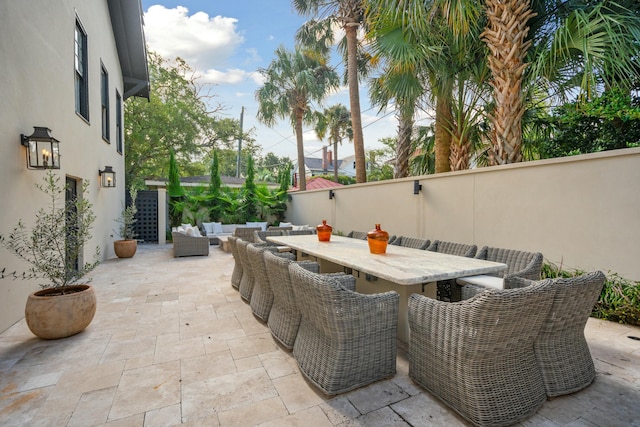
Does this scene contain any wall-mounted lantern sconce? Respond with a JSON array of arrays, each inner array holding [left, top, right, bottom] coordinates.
[[20, 127, 60, 169], [99, 166, 116, 188], [413, 180, 422, 195], [329, 189, 335, 200]]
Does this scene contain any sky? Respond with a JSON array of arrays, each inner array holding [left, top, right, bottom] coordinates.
[[140, 1, 404, 163]]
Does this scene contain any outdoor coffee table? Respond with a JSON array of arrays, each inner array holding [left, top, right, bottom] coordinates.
[[267, 234, 507, 342]]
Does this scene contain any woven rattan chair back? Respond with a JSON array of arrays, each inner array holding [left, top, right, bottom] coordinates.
[[409, 280, 555, 426], [247, 244, 294, 322], [390, 236, 430, 250], [286, 229, 314, 236], [234, 226, 262, 241], [263, 251, 319, 350], [476, 246, 543, 279], [254, 230, 284, 243], [289, 263, 399, 395], [228, 236, 242, 290], [427, 240, 477, 302], [346, 230, 368, 240]]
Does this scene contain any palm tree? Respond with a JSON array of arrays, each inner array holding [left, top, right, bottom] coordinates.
[[255, 46, 339, 191], [314, 104, 353, 182], [293, 0, 369, 184]]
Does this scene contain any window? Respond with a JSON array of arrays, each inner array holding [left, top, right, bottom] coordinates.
[[74, 20, 88, 120], [101, 65, 109, 141], [116, 91, 123, 154]]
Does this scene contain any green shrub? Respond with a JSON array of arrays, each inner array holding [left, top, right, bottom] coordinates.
[[542, 262, 640, 327]]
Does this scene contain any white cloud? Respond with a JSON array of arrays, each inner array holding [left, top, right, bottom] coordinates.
[[200, 68, 249, 85], [144, 5, 243, 70]]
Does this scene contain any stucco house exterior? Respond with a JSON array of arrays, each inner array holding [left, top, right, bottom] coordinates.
[[0, 1, 149, 333]]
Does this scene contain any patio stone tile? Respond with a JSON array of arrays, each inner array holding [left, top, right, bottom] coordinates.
[[143, 403, 182, 427], [101, 335, 157, 363], [108, 360, 181, 421], [259, 350, 298, 380], [97, 412, 145, 426], [217, 396, 288, 427], [180, 350, 237, 384], [235, 355, 263, 371], [180, 367, 278, 422], [257, 405, 333, 427], [226, 332, 279, 360], [0, 387, 50, 427], [346, 380, 410, 414], [153, 335, 205, 364], [235, 311, 271, 336], [136, 312, 180, 337], [178, 415, 221, 427], [390, 375, 422, 397], [271, 372, 327, 413], [48, 359, 126, 399], [318, 396, 362, 424], [124, 354, 155, 371], [337, 406, 410, 426], [66, 386, 117, 427], [390, 393, 468, 426]]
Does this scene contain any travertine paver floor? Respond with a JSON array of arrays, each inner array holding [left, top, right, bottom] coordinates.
[[1, 244, 639, 426]]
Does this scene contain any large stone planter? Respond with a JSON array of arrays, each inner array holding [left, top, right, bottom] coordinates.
[[25, 284, 97, 340], [114, 239, 137, 258]]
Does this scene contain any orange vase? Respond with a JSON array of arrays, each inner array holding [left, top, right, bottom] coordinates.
[[367, 224, 389, 254], [316, 220, 332, 242]]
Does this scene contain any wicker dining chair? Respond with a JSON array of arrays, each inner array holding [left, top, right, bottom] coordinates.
[[289, 263, 399, 395], [263, 251, 320, 350], [236, 240, 272, 302], [233, 226, 262, 241], [346, 230, 368, 240], [508, 271, 606, 397], [426, 240, 478, 302], [247, 243, 294, 322], [227, 236, 242, 290], [390, 236, 431, 250], [408, 280, 555, 427], [286, 229, 314, 236], [460, 246, 543, 300], [253, 230, 284, 244]]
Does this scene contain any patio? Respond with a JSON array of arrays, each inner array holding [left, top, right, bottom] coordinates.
[[1, 244, 639, 426]]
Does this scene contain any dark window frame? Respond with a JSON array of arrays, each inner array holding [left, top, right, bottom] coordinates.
[[74, 19, 89, 121], [116, 90, 123, 154], [101, 64, 110, 142]]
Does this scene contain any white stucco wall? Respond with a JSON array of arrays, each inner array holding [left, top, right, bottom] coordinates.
[[287, 148, 640, 281], [0, 2, 129, 332]]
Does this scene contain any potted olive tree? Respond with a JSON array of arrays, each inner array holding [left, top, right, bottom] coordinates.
[[113, 187, 138, 258], [0, 171, 100, 339]]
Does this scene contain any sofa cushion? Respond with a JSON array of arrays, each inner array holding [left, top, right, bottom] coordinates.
[[279, 222, 292, 228], [212, 222, 223, 234], [202, 222, 214, 234], [292, 224, 310, 231]]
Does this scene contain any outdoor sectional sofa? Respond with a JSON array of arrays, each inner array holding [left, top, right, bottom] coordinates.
[[202, 222, 268, 244]]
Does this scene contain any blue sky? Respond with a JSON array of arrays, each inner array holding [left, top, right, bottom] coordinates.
[[140, 1, 405, 162]]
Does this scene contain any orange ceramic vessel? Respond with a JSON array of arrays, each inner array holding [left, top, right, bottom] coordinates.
[[316, 220, 332, 242], [367, 224, 389, 254]]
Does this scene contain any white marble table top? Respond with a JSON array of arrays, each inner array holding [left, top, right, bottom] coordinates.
[[266, 235, 507, 285]]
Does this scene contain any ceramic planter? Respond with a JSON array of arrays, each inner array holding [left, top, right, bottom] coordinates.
[[114, 239, 137, 258], [25, 284, 96, 339]]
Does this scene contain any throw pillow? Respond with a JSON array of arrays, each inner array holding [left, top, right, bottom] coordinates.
[[279, 222, 292, 228], [212, 222, 223, 234], [202, 222, 214, 234], [257, 221, 268, 231]]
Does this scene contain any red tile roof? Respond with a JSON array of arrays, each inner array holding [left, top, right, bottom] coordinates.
[[289, 176, 344, 192]]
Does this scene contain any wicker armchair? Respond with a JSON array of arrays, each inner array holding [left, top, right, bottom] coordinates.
[[254, 230, 285, 244], [263, 251, 320, 350], [286, 229, 314, 236], [247, 244, 295, 322], [236, 240, 271, 302], [408, 280, 555, 427], [228, 236, 242, 290], [346, 230, 368, 240], [171, 232, 210, 258], [233, 226, 262, 241], [289, 263, 399, 395], [426, 240, 478, 302], [460, 246, 543, 300], [510, 271, 606, 397], [390, 236, 430, 250]]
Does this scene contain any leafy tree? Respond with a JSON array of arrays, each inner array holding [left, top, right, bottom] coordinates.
[[209, 151, 222, 221], [409, 128, 436, 176], [242, 155, 258, 221], [167, 149, 183, 228], [256, 46, 339, 191], [294, 0, 370, 183], [314, 104, 353, 182]]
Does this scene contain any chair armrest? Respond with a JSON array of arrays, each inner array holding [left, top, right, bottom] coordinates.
[[504, 276, 537, 289], [505, 252, 544, 281]]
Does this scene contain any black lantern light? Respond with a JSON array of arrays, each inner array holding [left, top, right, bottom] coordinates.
[[413, 180, 422, 195], [99, 166, 116, 188], [20, 127, 60, 169], [329, 189, 335, 199]]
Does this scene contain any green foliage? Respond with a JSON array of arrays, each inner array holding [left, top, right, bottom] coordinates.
[[315, 174, 356, 185], [542, 262, 640, 327], [242, 155, 259, 221], [540, 88, 640, 158], [114, 188, 138, 240], [209, 151, 223, 221], [167, 149, 184, 228], [0, 171, 100, 290]]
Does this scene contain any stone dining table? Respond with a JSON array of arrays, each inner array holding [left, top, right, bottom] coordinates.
[[266, 234, 507, 342]]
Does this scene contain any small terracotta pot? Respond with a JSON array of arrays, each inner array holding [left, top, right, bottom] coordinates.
[[114, 239, 137, 258], [25, 284, 96, 339]]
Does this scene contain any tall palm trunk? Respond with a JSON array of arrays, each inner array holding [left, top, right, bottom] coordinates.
[[482, 0, 535, 165], [434, 96, 452, 173], [333, 139, 339, 183], [345, 23, 366, 183], [395, 107, 413, 178], [295, 108, 307, 191]]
